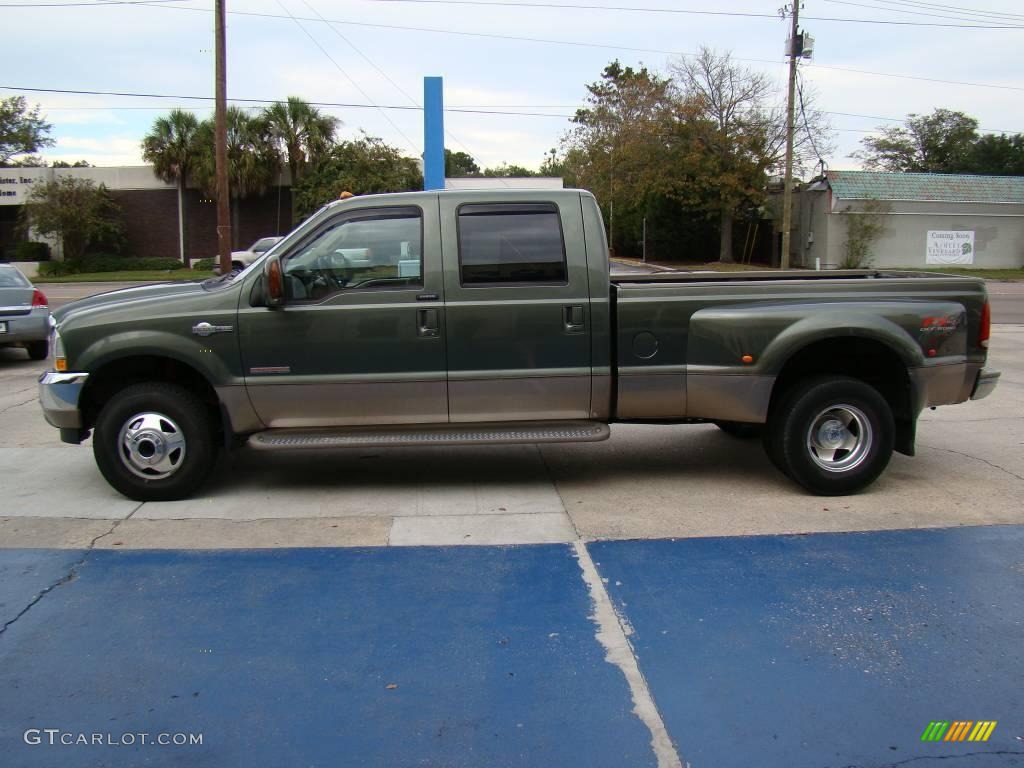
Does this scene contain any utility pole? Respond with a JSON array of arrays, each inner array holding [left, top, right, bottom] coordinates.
[[215, 0, 232, 274], [780, 0, 800, 269]]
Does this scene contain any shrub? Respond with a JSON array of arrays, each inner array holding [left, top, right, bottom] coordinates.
[[192, 258, 215, 271], [37, 261, 68, 276], [841, 200, 891, 269], [36, 255, 186, 276], [10, 241, 51, 262]]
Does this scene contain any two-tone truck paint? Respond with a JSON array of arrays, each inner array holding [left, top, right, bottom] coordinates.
[[39, 189, 999, 500]]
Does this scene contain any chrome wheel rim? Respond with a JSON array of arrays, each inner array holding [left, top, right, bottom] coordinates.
[[806, 404, 872, 473], [117, 412, 187, 480]]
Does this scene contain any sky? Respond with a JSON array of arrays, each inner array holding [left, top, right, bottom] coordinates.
[[3, 0, 1024, 173]]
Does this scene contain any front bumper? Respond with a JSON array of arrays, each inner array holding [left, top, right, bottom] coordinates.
[[971, 368, 1001, 401], [39, 371, 89, 429]]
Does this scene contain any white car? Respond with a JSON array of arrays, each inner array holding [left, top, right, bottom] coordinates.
[[212, 236, 283, 273]]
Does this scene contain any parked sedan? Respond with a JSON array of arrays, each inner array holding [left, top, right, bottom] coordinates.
[[0, 264, 50, 360]]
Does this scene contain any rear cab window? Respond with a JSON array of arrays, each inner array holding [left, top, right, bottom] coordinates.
[[457, 203, 567, 286]]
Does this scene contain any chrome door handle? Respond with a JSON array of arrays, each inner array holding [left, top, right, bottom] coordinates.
[[563, 305, 585, 334], [417, 308, 439, 338]]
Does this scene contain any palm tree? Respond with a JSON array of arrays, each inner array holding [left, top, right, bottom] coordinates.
[[141, 109, 200, 265], [194, 107, 280, 248], [263, 97, 339, 221]]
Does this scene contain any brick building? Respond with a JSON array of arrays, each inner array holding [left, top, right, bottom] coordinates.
[[0, 165, 292, 263]]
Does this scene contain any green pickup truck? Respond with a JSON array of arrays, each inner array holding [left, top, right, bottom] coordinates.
[[39, 189, 999, 501]]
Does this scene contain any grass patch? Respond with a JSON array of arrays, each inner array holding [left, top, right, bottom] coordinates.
[[35, 270, 215, 283]]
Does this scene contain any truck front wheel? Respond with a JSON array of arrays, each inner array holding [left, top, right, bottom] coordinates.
[[764, 376, 894, 496], [93, 382, 219, 501]]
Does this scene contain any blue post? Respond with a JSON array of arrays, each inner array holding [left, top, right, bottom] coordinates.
[[423, 76, 445, 191]]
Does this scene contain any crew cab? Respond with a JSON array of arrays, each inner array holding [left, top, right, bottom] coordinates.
[[39, 189, 999, 501]]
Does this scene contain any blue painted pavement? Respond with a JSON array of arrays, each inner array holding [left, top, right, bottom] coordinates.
[[0, 546, 654, 768], [591, 526, 1024, 768], [2, 526, 1023, 767]]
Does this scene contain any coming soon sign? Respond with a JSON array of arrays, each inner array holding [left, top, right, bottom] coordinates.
[[926, 230, 975, 265]]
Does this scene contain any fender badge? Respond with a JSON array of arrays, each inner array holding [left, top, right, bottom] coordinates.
[[192, 322, 234, 337]]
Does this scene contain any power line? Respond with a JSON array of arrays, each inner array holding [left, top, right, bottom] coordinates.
[[8, 86, 1023, 135], [271, 0, 421, 153], [0, 0, 188, 6], [9, 0, 1022, 26], [858, 0, 1024, 23], [354, 0, 1024, 28], [139, 4, 1024, 93], [295, 0, 503, 178], [0, 85, 575, 118], [821, 0, 1024, 24]]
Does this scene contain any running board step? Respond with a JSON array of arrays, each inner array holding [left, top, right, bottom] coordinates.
[[248, 421, 611, 451]]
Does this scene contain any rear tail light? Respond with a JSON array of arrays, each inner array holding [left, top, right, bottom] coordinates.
[[31, 289, 48, 307], [979, 301, 991, 349]]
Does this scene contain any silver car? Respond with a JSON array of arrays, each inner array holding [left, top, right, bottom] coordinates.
[[0, 264, 50, 360]]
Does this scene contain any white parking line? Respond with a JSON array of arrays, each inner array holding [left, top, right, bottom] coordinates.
[[573, 540, 685, 768]]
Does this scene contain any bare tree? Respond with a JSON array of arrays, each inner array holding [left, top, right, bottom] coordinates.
[[672, 47, 831, 262]]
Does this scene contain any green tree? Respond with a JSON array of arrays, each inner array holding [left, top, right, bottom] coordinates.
[[193, 107, 280, 247], [263, 97, 339, 220], [292, 134, 422, 220], [141, 109, 201, 264], [562, 61, 677, 256], [482, 163, 537, 177], [50, 160, 92, 168], [1, 96, 54, 166], [444, 150, 481, 177], [22, 176, 125, 262], [853, 109, 979, 173], [964, 133, 1024, 176]]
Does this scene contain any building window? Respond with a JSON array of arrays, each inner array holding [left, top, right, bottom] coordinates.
[[458, 203, 567, 285]]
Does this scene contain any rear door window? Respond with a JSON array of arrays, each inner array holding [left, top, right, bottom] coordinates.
[[457, 203, 567, 285]]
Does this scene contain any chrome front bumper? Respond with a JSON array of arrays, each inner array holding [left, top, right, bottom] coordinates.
[[971, 368, 1001, 401], [39, 371, 89, 429]]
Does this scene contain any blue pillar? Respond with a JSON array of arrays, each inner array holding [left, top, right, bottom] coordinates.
[[423, 76, 445, 191]]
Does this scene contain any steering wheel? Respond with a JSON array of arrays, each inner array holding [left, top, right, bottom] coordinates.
[[314, 252, 349, 291]]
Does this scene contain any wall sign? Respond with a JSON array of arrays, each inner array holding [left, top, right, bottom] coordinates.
[[926, 230, 974, 265]]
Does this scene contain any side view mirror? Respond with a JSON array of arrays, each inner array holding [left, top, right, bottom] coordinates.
[[265, 256, 285, 308]]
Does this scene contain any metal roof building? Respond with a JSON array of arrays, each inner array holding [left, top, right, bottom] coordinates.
[[792, 170, 1024, 270]]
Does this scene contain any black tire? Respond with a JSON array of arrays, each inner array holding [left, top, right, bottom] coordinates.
[[26, 340, 48, 360], [714, 420, 762, 439], [763, 376, 894, 496], [93, 382, 219, 501]]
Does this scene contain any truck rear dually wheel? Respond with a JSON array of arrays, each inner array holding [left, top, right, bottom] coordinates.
[[764, 376, 894, 496], [93, 382, 219, 501]]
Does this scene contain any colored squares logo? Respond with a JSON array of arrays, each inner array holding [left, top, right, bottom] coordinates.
[[921, 721, 997, 742]]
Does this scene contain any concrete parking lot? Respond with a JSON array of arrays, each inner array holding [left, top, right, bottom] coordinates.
[[1, 280, 1022, 767], [1, 296, 1021, 549]]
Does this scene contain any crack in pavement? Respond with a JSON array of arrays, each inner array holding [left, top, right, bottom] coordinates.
[[840, 750, 1024, 767], [536, 444, 582, 540], [0, 502, 143, 639], [919, 443, 1024, 483], [0, 396, 38, 416]]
